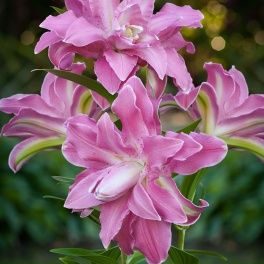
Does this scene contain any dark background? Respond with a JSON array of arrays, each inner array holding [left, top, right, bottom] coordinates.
[[0, 0, 264, 263]]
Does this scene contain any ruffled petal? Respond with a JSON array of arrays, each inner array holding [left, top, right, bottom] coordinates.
[[100, 194, 130, 248], [129, 182, 160, 220], [9, 136, 64, 172], [132, 217, 171, 264]]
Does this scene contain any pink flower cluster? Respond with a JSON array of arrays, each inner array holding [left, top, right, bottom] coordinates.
[[1, 0, 264, 263]]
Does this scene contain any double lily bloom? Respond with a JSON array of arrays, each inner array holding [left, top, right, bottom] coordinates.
[[190, 62, 264, 160], [35, 0, 204, 109], [0, 63, 99, 172], [63, 76, 227, 263]]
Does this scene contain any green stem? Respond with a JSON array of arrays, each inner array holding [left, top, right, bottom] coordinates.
[[178, 228, 186, 250], [121, 251, 127, 264], [180, 168, 206, 201]]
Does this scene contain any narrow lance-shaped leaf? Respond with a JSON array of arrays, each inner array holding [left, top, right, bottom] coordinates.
[[43, 195, 65, 201], [100, 246, 121, 261], [34, 69, 117, 104], [59, 257, 83, 264], [185, 249, 227, 261], [52, 176, 75, 183], [177, 118, 201, 134], [168, 246, 200, 264]]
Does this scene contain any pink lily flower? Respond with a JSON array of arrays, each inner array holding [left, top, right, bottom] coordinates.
[[0, 63, 99, 172], [63, 76, 227, 263], [190, 62, 264, 160], [35, 0, 203, 108]]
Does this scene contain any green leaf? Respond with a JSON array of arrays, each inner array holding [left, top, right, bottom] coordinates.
[[127, 251, 147, 264], [51, 248, 98, 257], [43, 195, 65, 201], [51, 6, 66, 14], [177, 118, 201, 134], [52, 176, 75, 184], [59, 257, 83, 264], [100, 246, 121, 261], [168, 246, 200, 264], [180, 169, 206, 201], [185, 249, 227, 261], [114, 119, 122, 130], [34, 69, 117, 104]]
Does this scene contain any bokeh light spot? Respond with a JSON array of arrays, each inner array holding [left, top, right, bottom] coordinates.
[[211, 36, 226, 51], [20, 31, 35, 45], [255, 31, 264, 45]]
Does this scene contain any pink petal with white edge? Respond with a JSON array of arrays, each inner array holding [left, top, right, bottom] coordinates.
[[62, 141, 94, 168], [105, 49, 137, 81], [114, 212, 136, 255], [228, 66, 249, 106], [65, 0, 86, 17], [89, 0, 119, 32], [204, 63, 236, 113], [166, 49, 194, 95], [96, 113, 136, 156], [165, 132, 202, 161], [112, 84, 150, 145], [215, 108, 264, 137], [171, 132, 227, 175], [9, 136, 64, 172], [228, 94, 264, 117], [119, 0, 155, 21], [40, 11, 77, 38], [175, 87, 200, 111], [147, 179, 187, 224], [65, 115, 122, 167], [193, 82, 219, 134], [48, 41, 75, 69], [94, 56, 121, 94], [34, 31, 61, 54], [99, 193, 130, 248], [90, 91, 110, 110], [160, 31, 195, 54], [143, 135, 183, 167], [71, 86, 96, 116], [1, 109, 66, 139], [159, 177, 209, 225], [0, 94, 60, 116], [132, 217, 171, 264], [128, 182, 161, 220], [146, 65, 167, 99], [64, 171, 104, 210], [149, 4, 203, 34], [128, 43, 167, 79], [124, 76, 162, 135], [64, 16, 104, 47], [95, 162, 142, 202]]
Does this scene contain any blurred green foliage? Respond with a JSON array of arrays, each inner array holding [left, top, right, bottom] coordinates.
[[0, 0, 264, 262]]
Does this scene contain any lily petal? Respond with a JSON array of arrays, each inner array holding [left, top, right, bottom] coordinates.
[[100, 193, 130, 248], [147, 179, 187, 224], [132, 217, 171, 264], [129, 182, 161, 220], [64, 16, 104, 47], [105, 49, 137, 81], [171, 132, 227, 175], [9, 136, 65, 172], [64, 170, 104, 209]]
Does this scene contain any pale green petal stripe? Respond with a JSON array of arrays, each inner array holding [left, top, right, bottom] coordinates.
[[15, 136, 66, 169], [220, 136, 264, 160]]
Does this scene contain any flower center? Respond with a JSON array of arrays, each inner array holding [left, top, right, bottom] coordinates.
[[123, 25, 143, 40], [94, 161, 144, 202]]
